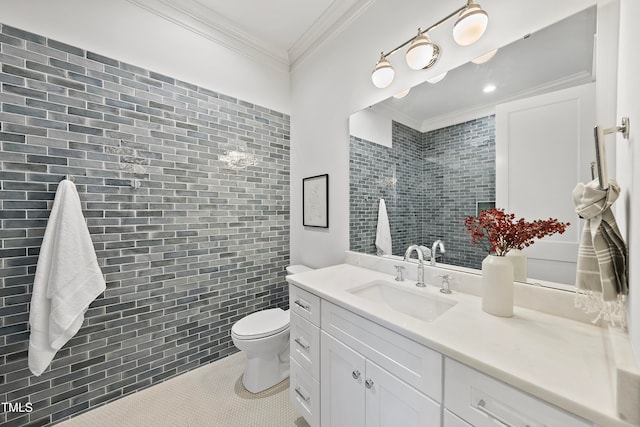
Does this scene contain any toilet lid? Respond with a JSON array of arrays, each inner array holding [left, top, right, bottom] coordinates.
[[232, 308, 289, 339]]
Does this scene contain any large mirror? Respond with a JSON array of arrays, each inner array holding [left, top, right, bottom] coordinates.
[[349, 6, 597, 287]]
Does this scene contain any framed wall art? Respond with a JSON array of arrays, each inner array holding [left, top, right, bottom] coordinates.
[[303, 174, 329, 228]]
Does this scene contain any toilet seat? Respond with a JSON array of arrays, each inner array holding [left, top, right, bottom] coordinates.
[[232, 308, 289, 340]]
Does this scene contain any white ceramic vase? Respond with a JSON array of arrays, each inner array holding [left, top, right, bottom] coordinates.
[[481, 255, 514, 317], [506, 248, 528, 282]]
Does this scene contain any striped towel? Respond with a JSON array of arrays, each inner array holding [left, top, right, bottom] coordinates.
[[572, 179, 628, 326]]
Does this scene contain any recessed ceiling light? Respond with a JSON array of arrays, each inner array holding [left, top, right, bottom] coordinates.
[[483, 84, 496, 93]]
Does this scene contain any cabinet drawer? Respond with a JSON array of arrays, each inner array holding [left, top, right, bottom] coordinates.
[[291, 357, 320, 427], [445, 358, 594, 427], [322, 300, 442, 402], [290, 285, 321, 326], [290, 312, 320, 379]]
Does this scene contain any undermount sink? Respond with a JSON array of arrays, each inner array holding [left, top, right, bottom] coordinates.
[[347, 280, 456, 322]]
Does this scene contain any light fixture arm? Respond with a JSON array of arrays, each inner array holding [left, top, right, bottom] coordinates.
[[381, 3, 468, 59]]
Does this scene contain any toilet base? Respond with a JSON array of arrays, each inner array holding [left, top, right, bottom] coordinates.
[[242, 350, 290, 394]]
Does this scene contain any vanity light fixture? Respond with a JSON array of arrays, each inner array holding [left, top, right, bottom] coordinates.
[[371, 1, 488, 88], [471, 48, 498, 64]]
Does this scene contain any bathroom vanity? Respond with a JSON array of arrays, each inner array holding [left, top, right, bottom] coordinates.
[[287, 256, 638, 427]]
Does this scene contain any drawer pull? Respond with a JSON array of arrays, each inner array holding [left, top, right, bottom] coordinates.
[[294, 337, 310, 351], [476, 399, 526, 427], [352, 370, 361, 380], [365, 379, 374, 389], [294, 386, 310, 404], [294, 299, 310, 311]]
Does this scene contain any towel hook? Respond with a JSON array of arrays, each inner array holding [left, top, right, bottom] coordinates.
[[594, 117, 631, 190]]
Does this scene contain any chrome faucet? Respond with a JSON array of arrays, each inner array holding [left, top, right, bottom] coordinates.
[[431, 240, 445, 266], [403, 245, 425, 287]]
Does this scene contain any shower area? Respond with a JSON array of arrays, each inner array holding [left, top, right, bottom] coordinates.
[[349, 118, 495, 268]]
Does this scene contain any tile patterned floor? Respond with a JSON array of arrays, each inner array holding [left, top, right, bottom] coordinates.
[[57, 352, 309, 427]]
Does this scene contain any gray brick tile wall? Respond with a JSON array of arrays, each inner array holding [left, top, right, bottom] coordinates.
[[350, 117, 494, 268], [0, 23, 290, 426]]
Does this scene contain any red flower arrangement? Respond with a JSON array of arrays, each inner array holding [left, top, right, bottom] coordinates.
[[464, 208, 570, 256]]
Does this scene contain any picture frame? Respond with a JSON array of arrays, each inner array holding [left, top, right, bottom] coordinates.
[[303, 174, 329, 228]]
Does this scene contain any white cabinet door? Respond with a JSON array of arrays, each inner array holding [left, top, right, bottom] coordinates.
[[365, 360, 441, 427], [321, 332, 366, 427]]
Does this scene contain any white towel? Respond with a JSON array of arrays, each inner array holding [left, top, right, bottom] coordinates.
[[375, 198, 392, 256], [28, 179, 106, 376]]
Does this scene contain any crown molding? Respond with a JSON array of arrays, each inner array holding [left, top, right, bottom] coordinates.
[[289, 0, 376, 72], [126, 0, 290, 72]]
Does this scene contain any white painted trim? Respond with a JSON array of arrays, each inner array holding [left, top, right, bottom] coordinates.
[[127, 0, 375, 75], [126, 0, 289, 71], [289, 0, 376, 71], [369, 102, 422, 132], [419, 70, 593, 132]]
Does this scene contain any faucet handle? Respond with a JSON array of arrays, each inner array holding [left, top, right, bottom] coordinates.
[[393, 265, 405, 282], [437, 274, 453, 294]]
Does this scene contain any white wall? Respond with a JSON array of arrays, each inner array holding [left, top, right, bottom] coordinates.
[[349, 109, 392, 147], [290, 0, 597, 268], [1, 0, 290, 114], [616, 0, 640, 363]]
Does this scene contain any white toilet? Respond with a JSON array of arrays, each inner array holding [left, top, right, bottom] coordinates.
[[231, 264, 312, 393]]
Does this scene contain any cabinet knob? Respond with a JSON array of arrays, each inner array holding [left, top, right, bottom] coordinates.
[[365, 379, 374, 389], [352, 370, 361, 380]]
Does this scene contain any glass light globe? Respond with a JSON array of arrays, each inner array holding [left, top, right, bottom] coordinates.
[[371, 55, 394, 88], [453, 3, 489, 46], [406, 34, 435, 70]]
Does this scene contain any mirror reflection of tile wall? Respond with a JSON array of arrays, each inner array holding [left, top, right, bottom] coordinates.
[[350, 117, 495, 269]]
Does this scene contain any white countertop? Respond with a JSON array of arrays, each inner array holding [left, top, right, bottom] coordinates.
[[287, 263, 635, 427]]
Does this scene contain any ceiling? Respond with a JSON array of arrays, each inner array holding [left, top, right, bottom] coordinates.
[[370, 6, 597, 131], [127, 0, 370, 70], [194, 0, 335, 50]]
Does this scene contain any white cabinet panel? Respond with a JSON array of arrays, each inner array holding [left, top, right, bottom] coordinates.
[[290, 358, 320, 427], [290, 312, 321, 379], [322, 300, 442, 402], [291, 285, 321, 326], [321, 332, 440, 427], [445, 358, 595, 427], [443, 410, 473, 427], [365, 360, 440, 427], [321, 331, 366, 427]]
